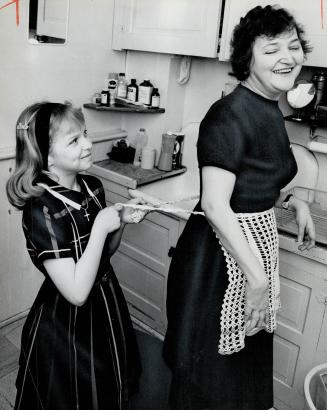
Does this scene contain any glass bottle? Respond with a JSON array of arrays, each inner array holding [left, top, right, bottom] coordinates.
[[138, 79, 153, 105], [127, 79, 139, 102], [151, 88, 160, 108], [108, 72, 118, 106], [133, 128, 149, 166], [117, 73, 127, 98], [100, 79, 109, 106]]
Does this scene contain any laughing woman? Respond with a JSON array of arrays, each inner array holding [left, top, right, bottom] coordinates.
[[163, 6, 315, 410]]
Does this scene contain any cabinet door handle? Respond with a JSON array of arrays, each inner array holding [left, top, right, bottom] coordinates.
[[316, 293, 327, 305], [168, 246, 176, 257]]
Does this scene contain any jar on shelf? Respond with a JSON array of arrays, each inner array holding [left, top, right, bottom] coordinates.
[[151, 88, 160, 108], [138, 79, 153, 105], [127, 79, 138, 102]]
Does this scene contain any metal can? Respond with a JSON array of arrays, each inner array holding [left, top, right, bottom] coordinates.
[[169, 131, 185, 169]]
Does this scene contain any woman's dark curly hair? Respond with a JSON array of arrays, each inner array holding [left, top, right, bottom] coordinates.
[[230, 5, 312, 81]]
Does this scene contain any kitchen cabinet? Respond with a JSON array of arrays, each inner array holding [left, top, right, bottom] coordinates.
[[88, 173, 182, 334], [219, 0, 327, 67], [0, 156, 43, 326], [274, 244, 327, 410], [112, 0, 223, 58], [36, 0, 69, 40]]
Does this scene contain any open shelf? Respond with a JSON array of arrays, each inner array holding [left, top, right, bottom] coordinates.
[[83, 103, 165, 114]]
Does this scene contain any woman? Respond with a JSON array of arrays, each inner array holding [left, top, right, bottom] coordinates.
[[163, 5, 315, 410]]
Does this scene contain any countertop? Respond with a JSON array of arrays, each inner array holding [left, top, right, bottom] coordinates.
[[129, 169, 200, 220], [132, 170, 327, 264], [91, 160, 187, 189]]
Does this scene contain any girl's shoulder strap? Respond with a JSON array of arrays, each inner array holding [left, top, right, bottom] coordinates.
[[37, 183, 81, 210]]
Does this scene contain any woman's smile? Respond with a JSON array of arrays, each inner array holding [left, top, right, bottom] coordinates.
[[245, 28, 304, 100]]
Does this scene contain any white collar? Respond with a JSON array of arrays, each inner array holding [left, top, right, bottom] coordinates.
[[37, 178, 96, 211]]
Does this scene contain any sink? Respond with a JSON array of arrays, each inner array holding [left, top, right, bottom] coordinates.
[[307, 136, 327, 154], [283, 143, 318, 191]]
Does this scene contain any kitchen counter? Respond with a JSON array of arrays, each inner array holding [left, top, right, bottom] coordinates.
[[129, 169, 200, 220], [90, 160, 187, 189], [132, 170, 327, 264]]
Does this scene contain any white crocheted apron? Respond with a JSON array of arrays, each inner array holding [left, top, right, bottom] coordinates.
[[217, 208, 280, 355]]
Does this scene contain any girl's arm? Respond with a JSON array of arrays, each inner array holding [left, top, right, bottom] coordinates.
[[105, 197, 147, 257], [201, 166, 269, 331], [43, 205, 122, 306]]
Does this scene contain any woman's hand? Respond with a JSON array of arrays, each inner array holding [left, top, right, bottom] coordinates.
[[245, 273, 269, 334], [120, 198, 148, 224], [289, 196, 316, 251]]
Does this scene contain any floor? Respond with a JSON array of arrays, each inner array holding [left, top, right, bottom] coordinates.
[[0, 317, 276, 410], [0, 317, 24, 409]]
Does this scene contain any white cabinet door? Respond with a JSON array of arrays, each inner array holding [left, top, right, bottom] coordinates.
[[0, 158, 43, 325], [113, 0, 223, 57], [102, 186, 179, 335], [219, 0, 273, 61], [219, 0, 327, 67], [274, 249, 327, 410], [277, 0, 327, 67], [36, 0, 69, 39]]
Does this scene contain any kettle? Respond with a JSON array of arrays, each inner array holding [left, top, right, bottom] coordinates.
[[158, 133, 176, 171]]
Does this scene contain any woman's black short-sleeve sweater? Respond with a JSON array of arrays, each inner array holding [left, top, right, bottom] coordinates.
[[197, 84, 298, 213]]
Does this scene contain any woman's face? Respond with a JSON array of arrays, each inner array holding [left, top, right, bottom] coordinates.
[[247, 28, 304, 100], [48, 117, 93, 175]]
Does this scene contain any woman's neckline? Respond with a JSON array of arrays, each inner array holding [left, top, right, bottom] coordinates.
[[239, 83, 279, 104]]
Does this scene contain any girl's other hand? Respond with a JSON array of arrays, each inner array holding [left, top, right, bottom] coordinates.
[[120, 198, 148, 224], [94, 205, 122, 234]]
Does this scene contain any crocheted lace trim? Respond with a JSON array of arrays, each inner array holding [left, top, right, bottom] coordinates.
[[217, 208, 280, 355]]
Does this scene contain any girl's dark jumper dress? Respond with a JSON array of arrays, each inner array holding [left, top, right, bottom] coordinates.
[[15, 174, 141, 410]]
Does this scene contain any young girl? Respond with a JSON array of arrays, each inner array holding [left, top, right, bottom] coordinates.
[[6, 102, 145, 410]]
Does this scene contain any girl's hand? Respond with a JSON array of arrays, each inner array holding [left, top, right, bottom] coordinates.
[[245, 274, 269, 334], [120, 198, 148, 224], [94, 205, 122, 234], [289, 197, 316, 251]]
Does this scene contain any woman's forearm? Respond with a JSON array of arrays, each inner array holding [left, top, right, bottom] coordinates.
[[203, 201, 266, 287]]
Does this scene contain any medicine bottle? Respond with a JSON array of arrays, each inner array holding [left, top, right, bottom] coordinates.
[[151, 88, 160, 108], [117, 73, 127, 98], [138, 80, 153, 105], [127, 79, 139, 102], [100, 79, 109, 106], [108, 73, 118, 106]]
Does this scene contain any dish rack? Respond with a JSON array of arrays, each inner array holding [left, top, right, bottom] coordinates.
[[275, 186, 327, 246]]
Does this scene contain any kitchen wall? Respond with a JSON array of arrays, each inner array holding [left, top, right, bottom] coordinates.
[[0, 0, 125, 150], [1, 1, 326, 180]]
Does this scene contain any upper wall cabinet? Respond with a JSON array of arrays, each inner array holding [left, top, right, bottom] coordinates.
[[112, 0, 223, 58], [219, 0, 327, 67]]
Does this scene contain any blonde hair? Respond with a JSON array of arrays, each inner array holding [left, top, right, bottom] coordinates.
[[6, 102, 85, 209]]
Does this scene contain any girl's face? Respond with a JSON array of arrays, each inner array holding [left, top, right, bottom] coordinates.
[[247, 28, 304, 100], [48, 117, 92, 175]]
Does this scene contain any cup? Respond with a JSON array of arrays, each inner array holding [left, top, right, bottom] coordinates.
[[141, 146, 156, 170]]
